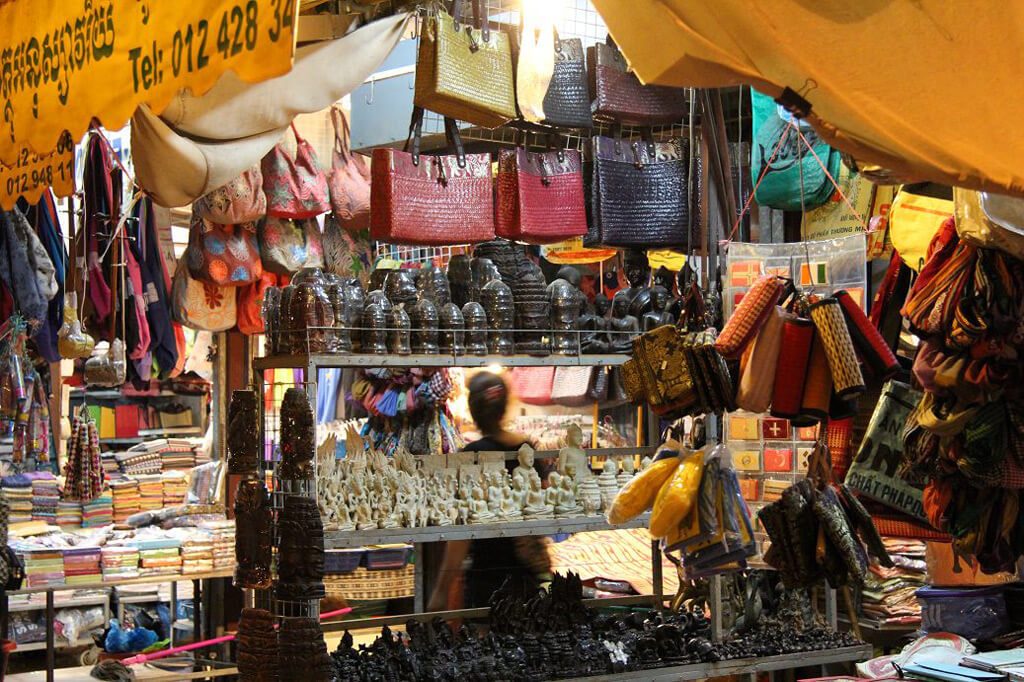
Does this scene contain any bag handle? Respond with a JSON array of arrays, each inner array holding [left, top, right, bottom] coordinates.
[[331, 106, 352, 164], [404, 107, 467, 170], [452, 0, 488, 44]]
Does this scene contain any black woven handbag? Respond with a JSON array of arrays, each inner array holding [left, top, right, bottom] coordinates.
[[542, 35, 591, 129], [590, 134, 689, 248]]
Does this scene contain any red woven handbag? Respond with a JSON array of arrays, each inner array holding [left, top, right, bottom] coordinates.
[[261, 124, 331, 219], [370, 108, 494, 245], [496, 147, 587, 244]]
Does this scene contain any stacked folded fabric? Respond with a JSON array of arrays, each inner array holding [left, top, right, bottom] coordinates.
[[109, 477, 140, 524], [200, 519, 235, 570], [100, 452, 120, 476], [56, 500, 82, 530], [3, 474, 33, 524], [861, 538, 928, 626], [161, 471, 188, 506], [100, 545, 140, 581], [30, 473, 59, 525], [21, 547, 65, 587], [135, 474, 164, 512], [82, 491, 113, 528], [115, 450, 161, 475], [62, 546, 102, 585], [134, 538, 182, 577], [162, 439, 198, 471], [180, 531, 214, 575]]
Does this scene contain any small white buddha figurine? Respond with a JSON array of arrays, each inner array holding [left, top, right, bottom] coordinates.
[[619, 456, 638, 488], [572, 463, 602, 516], [511, 476, 527, 512], [558, 424, 590, 479], [523, 474, 553, 519], [499, 488, 522, 521], [555, 472, 584, 518], [469, 486, 495, 524], [546, 471, 563, 509], [487, 472, 505, 513], [513, 443, 538, 484]]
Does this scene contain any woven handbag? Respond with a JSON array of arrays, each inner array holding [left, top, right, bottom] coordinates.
[[543, 34, 591, 129], [258, 217, 324, 275], [170, 255, 237, 332], [551, 366, 594, 407], [186, 214, 263, 287], [414, 0, 516, 129], [327, 106, 371, 232], [193, 165, 266, 225], [590, 135, 689, 249], [496, 147, 587, 244], [509, 366, 555, 405], [370, 108, 494, 245], [261, 124, 331, 219], [587, 37, 686, 126]]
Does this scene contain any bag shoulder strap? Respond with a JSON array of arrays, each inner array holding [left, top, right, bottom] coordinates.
[[331, 106, 351, 163]]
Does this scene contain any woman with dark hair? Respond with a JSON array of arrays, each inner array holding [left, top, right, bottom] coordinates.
[[426, 371, 551, 610]]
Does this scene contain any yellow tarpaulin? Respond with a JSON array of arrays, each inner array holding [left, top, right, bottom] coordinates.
[[0, 0, 298, 165], [591, 1, 1024, 197]]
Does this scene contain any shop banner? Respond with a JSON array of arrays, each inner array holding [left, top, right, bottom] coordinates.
[[844, 380, 927, 521], [541, 237, 616, 265], [0, 131, 74, 209], [0, 0, 298, 165]]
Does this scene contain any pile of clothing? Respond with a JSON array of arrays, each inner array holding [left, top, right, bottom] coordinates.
[[897, 200, 1024, 573], [109, 477, 140, 524], [114, 449, 161, 475], [161, 471, 188, 506], [161, 439, 198, 471], [179, 531, 214, 575], [100, 545, 140, 580], [56, 500, 82, 529], [82, 491, 113, 528], [859, 538, 927, 626], [30, 473, 59, 524], [62, 546, 102, 585], [21, 547, 64, 587], [200, 519, 235, 570], [3, 474, 33, 524], [134, 538, 182, 577], [135, 474, 163, 512]]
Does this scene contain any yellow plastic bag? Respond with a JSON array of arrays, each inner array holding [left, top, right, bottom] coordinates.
[[649, 449, 704, 538], [606, 453, 680, 525]]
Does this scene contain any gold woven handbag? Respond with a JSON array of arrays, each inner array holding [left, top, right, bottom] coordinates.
[[415, 0, 516, 128]]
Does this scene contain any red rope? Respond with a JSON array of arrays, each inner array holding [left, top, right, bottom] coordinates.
[[792, 125, 870, 232]]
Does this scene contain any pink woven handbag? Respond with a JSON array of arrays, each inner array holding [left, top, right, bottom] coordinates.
[[261, 124, 331, 219], [327, 106, 371, 232]]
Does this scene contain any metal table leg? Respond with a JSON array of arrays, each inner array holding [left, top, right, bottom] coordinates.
[[413, 544, 424, 614], [651, 539, 663, 612], [170, 581, 178, 648], [45, 589, 54, 682]]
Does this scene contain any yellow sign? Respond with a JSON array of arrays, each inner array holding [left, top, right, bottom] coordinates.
[[541, 237, 616, 265], [0, 0, 298, 164], [647, 249, 689, 270], [0, 131, 74, 209]]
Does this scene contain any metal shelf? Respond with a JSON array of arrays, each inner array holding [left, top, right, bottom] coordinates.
[[561, 644, 874, 682], [7, 570, 234, 597], [13, 637, 96, 653], [253, 352, 629, 370], [326, 514, 649, 549], [7, 596, 108, 613]]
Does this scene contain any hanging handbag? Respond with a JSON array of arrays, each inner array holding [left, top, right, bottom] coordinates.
[[171, 255, 237, 332], [261, 123, 331, 219], [587, 37, 686, 126], [888, 183, 953, 272], [327, 106, 371, 232], [496, 146, 588, 244], [588, 365, 609, 402], [193, 165, 266, 225], [715, 275, 782, 359], [322, 214, 372, 282], [509, 366, 555, 405], [186, 214, 263, 286], [590, 134, 689, 249], [550, 366, 594, 407], [542, 33, 591, 129], [370, 108, 494, 245], [414, 0, 516, 128], [258, 216, 324, 275], [237, 270, 279, 335]]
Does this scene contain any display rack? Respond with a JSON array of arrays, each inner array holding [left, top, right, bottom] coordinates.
[[253, 352, 629, 370]]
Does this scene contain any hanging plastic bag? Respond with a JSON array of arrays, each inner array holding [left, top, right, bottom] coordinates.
[[84, 339, 126, 387], [57, 293, 95, 359]]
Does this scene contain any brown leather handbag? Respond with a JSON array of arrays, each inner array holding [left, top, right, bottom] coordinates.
[[414, 0, 516, 129], [327, 106, 371, 232], [370, 108, 494, 245], [588, 37, 687, 126]]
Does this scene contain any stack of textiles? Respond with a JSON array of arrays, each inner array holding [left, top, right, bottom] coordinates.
[[21, 547, 65, 587], [115, 449, 161, 475], [62, 546, 102, 585], [161, 471, 188, 506], [191, 439, 211, 466], [134, 538, 182, 577], [100, 545, 140, 581], [109, 477, 140, 524], [200, 519, 235, 570], [100, 452, 119, 476], [82, 491, 113, 528], [56, 500, 82, 529], [135, 474, 164, 512], [3, 474, 33, 524], [860, 538, 928, 627], [161, 439, 198, 471], [30, 473, 59, 524], [179, 531, 214, 575]]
